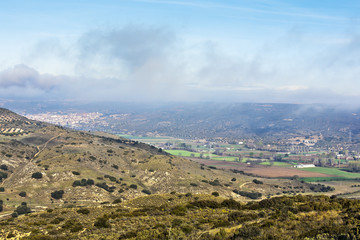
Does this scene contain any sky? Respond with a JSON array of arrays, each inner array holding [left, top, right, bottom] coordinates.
[[0, 0, 360, 105]]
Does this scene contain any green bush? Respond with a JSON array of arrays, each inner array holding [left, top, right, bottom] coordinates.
[[170, 206, 187, 216], [73, 179, 95, 187], [31, 172, 43, 179], [95, 182, 114, 192], [50, 217, 65, 224], [62, 219, 83, 232], [0, 171, 8, 180], [0, 187, 4, 192], [77, 208, 90, 215], [19, 191, 26, 197], [13, 202, 31, 216], [94, 216, 110, 228], [189, 200, 221, 209], [221, 199, 242, 209], [0, 164, 8, 171], [209, 179, 221, 186], [233, 189, 262, 199], [253, 179, 263, 184], [51, 190, 64, 199], [212, 192, 220, 197], [142, 189, 151, 195], [130, 184, 138, 189]]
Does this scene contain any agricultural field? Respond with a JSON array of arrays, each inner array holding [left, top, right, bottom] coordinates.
[[120, 134, 360, 187], [299, 167, 360, 181]]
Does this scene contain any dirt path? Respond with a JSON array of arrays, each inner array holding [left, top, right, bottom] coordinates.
[[239, 182, 251, 188], [0, 134, 62, 187], [32, 134, 62, 161]]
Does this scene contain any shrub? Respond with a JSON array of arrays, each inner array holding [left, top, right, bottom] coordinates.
[[50, 217, 65, 224], [51, 190, 64, 199], [221, 199, 242, 209], [0, 164, 8, 171], [109, 176, 117, 182], [142, 189, 151, 195], [31, 172, 43, 179], [19, 191, 26, 197], [72, 180, 81, 187], [190, 183, 198, 187], [94, 216, 110, 228], [0, 187, 4, 192], [170, 206, 187, 216], [253, 179, 263, 184], [231, 178, 237, 181], [14, 202, 31, 216], [232, 226, 261, 239], [72, 171, 80, 175], [113, 198, 122, 204], [72, 179, 94, 187], [86, 179, 94, 185], [189, 200, 221, 209], [212, 192, 220, 197], [111, 164, 119, 169], [129, 184, 138, 189], [209, 179, 221, 186], [62, 219, 83, 232], [96, 182, 114, 192], [0, 171, 8, 180], [233, 190, 262, 199], [77, 208, 90, 215]]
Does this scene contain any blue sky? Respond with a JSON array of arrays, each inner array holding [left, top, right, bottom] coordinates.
[[0, 0, 359, 104]]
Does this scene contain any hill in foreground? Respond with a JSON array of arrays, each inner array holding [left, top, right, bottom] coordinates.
[[1, 194, 360, 239], [0, 109, 332, 205], [0, 108, 350, 239]]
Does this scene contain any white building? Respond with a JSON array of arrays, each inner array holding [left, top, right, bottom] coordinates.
[[294, 164, 315, 168]]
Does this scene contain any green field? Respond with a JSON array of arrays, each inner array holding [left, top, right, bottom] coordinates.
[[300, 177, 350, 182], [260, 161, 293, 167], [211, 156, 241, 162], [165, 150, 242, 161], [300, 167, 360, 179], [165, 150, 214, 158]]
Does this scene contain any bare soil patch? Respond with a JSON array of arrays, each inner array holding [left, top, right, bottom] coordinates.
[[192, 158, 333, 178]]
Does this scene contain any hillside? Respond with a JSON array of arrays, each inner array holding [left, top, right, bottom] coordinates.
[[0, 108, 322, 214], [1, 194, 360, 239]]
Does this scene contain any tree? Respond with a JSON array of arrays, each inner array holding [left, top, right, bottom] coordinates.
[[51, 190, 64, 199], [31, 172, 43, 179], [19, 191, 26, 197]]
